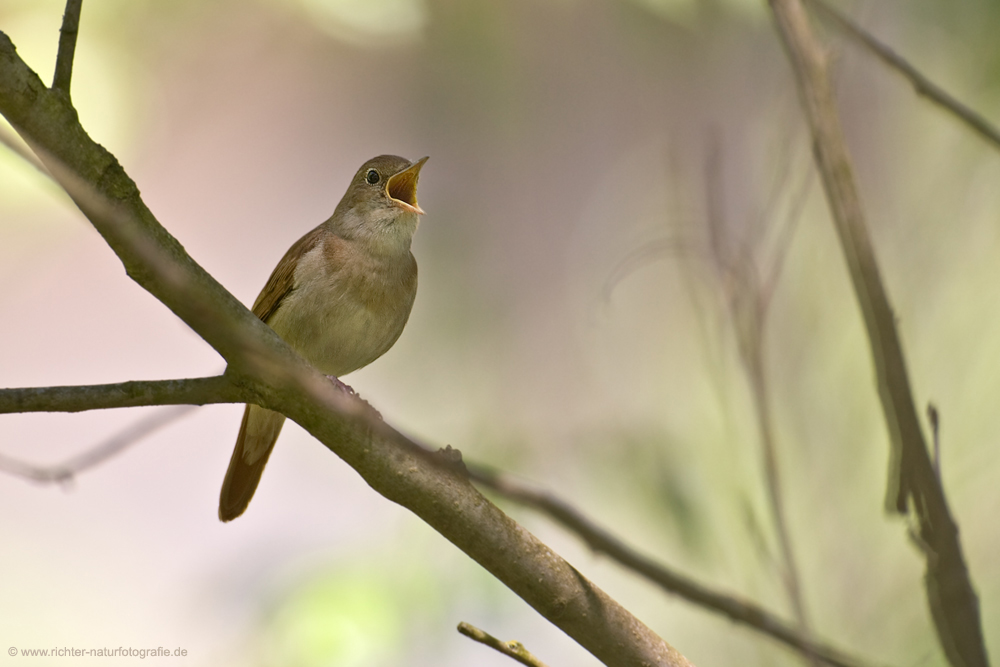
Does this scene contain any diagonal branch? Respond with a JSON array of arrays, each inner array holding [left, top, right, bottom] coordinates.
[[767, 2, 989, 667], [469, 466, 884, 667], [52, 0, 83, 96], [0, 375, 241, 414], [804, 0, 1000, 151], [0, 31, 690, 667]]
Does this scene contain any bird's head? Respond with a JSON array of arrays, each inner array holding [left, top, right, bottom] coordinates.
[[331, 155, 428, 253]]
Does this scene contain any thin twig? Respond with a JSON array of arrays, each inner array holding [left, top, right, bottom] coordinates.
[[52, 0, 84, 95], [767, 2, 989, 666], [0, 375, 241, 414], [0, 405, 196, 483], [457, 622, 550, 667], [702, 135, 816, 662], [761, 162, 813, 308], [744, 334, 814, 636], [804, 0, 1000, 151], [603, 238, 707, 304], [469, 466, 886, 667]]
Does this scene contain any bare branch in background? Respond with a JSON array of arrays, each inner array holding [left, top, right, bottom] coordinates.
[[603, 238, 707, 304], [457, 622, 550, 667], [0, 405, 196, 484], [761, 162, 813, 308], [767, 1, 989, 666], [701, 137, 815, 655], [469, 466, 886, 667], [607, 133, 821, 663], [52, 0, 83, 96], [804, 0, 1000, 151]]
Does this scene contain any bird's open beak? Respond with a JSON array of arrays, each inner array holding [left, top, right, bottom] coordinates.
[[386, 156, 428, 215]]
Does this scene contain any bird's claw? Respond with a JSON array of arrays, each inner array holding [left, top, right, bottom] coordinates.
[[326, 375, 381, 419], [326, 375, 357, 396]]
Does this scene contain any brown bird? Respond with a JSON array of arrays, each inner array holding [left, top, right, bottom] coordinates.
[[219, 155, 427, 522]]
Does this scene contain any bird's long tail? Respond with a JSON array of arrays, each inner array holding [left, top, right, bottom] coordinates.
[[219, 404, 285, 522]]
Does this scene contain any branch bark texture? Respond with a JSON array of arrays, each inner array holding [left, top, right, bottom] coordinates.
[[0, 31, 690, 667], [0, 376, 240, 414], [766, 3, 988, 667]]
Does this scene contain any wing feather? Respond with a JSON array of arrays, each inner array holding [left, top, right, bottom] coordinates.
[[251, 225, 326, 322]]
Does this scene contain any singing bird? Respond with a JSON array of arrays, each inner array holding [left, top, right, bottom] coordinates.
[[219, 155, 428, 522]]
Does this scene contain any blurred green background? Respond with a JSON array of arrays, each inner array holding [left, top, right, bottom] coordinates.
[[1, 0, 999, 665]]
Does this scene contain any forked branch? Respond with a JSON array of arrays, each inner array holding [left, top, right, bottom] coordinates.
[[805, 0, 1000, 150]]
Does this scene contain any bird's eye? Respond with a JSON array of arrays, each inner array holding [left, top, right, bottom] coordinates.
[[366, 169, 380, 185]]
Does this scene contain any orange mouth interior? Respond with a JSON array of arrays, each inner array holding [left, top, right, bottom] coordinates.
[[386, 157, 427, 213]]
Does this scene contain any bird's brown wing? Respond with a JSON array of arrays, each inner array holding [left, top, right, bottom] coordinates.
[[219, 225, 325, 522], [251, 225, 326, 322]]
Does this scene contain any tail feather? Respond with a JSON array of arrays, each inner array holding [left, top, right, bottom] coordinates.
[[219, 405, 285, 522]]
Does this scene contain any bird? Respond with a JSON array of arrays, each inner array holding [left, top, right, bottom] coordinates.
[[218, 154, 428, 522]]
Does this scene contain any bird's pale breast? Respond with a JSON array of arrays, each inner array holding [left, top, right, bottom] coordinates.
[[266, 238, 417, 377]]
